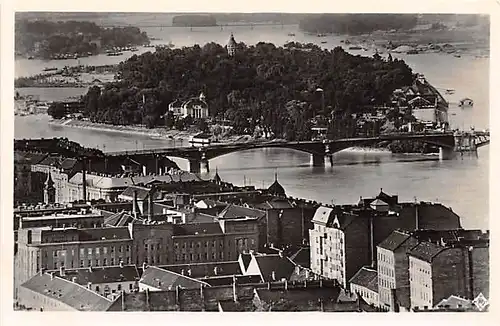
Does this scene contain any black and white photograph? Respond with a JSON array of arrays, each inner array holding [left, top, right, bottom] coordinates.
[[1, 0, 496, 318]]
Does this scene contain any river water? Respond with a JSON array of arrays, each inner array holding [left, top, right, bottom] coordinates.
[[14, 25, 489, 229]]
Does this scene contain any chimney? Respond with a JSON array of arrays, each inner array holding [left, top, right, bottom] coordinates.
[[88, 266, 92, 273], [148, 188, 155, 222], [71, 276, 77, 283], [175, 285, 180, 305], [145, 288, 150, 309], [59, 266, 65, 276], [121, 290, 126, 311], [50, 272, 54, 280], [284, 279, 288, 291], [320, 278, 323, 288], [232, 276, 238, 302], [415, 204, 419, 230], [278, 251, 284, 258], [200, 284, 205, 311], [119, 260, 124, 268], [132, 191, 138, 218], [181, 269, 185, 276], [87, 282, 92, 290], [187, 269, 192, 277], [142, 262, 147, 272], [271, 271, 276, 281], [319, 298, 324, 312], [305, 270, 310, 279], [213, 267, 218, 276]]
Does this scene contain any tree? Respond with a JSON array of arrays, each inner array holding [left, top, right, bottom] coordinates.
[[47, 102, 66, 119], [196, 119, 209, 133], [165, 111, 175, 129]]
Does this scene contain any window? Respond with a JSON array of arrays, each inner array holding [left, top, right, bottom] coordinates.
[[174, 242, 179, 249], [144, 244, 148, 251], [88, 260, 91, 267], [80, 260, 84, 267], [88, 248, 92, 255], [111, 246, 115, 253], [96, 248, 100, 255], [103, 258, 107, 266], [127, 245, 131, 252], [129, 284, 133, 290], [53, 251, 57, 257], [103, 247, 108, 254], [212, 241, 216, 247], [96, 286, 100, 293], [95, 259, 100, 266], [127, 257, 132, 264], [119, 246, 123, 253], [157, 244, 160, 250], [111, 258, 115, 265], [80, 248, 85, 256]]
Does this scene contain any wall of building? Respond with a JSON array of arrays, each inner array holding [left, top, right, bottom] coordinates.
[[471, 246, 489, 299], [377, 247, 395, 309], [131, 223, 174, 266], [409, 256, 433, 309], [431, 247, 468, 307], [350, 283, 379, 307], [344, 219, 371, 288]]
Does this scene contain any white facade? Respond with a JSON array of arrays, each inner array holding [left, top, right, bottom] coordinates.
[[168, 93, 209, 119], [350, 283, 379, 307], [377, 247, 396, 309], [409, 256, 433, 309]]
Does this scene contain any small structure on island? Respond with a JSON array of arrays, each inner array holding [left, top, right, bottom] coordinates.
[[267, 172, 286, 197], [189, 132, 212, 147], [226, 33, 237, 56], [168, 92, 209, 119], [459, 98, 474, 107]]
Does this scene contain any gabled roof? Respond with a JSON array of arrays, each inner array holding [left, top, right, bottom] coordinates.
[[312, 206, 335, 225], [172, 223, 223, 236], [53, 265, 140, 284], [239, 253, 252, 272], [377, 230, 412, 251], [21, 273, 115, 311], [370, 198, 389, 207], [409, 241, 446, 262], [201, 275, 262, 287], [158, 261, 241, 278], [436, 295, 473, 309], [349, 267, 378, 293], [268, 180, 286, 197], [104, 211, 135, 227], [78, 227, 132, 242], [255, 198, 294, 210], [119, 186, 152, 201], [218, 204, 265, 220], [140, 266, 209, 290], [289, 247, 311, 268], [253, 254, 296, 282]]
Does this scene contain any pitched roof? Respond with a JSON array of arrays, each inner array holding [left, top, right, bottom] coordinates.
[[119, 186, 152, 201], [289, 247, 311, 268], [158, 261, 242, 278], [218, 204, 265, 220], [255, 286, 342, 311], [409, 241, 446, 262], [104, 211, 135, 227], [218, 299, 255, 312], [14, 152, 47, 165], [78, 227, 132, 241], [140, 266, 209, 290], [201, 275, 262, 287], [256, 198, 294, 210], [436, 295, 473, 309], [239, 253, 252, 272], [349, 267, 378, 293], [378, 230, 412, 251], [312, 206, 335, 225], [53, 265, 140, 284], [253, 254, 296, 282], [172, 223, 223, 236], [268, 180, 286, 196], [370, 198, 389, 207], [21, 273, 115, 311]]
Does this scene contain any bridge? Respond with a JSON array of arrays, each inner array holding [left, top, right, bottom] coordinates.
[[101, 132, 489, 174], [100, 23, 292, 29]]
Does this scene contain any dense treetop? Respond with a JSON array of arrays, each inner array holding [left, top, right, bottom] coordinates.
[[15, 20, 149, 58], [80, 41, 414, 140], [298, 14, 418, 35]]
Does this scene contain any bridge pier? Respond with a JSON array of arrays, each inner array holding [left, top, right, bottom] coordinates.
[[439, 147, 456, 160], [310, 154, 325, 167], [188, 159, 201, 173], [200, 159, 210, 174]]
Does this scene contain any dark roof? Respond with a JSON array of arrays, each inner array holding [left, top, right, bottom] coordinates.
[[78, 227, 131, 241], [239, 253, 252, 271], [21, 273, 115, 311], [254, 254, 296, 282], [212, 171, 222, 183], [52, 265, 140, 284], [289, 247, 311, 268], [140, 266, 208, 290], [312, 206, 335, 225], [255, 287, 342, 311], [14, 152, 47, 165], [349, 267, 378, 293], [104, 211, 135, 227], [60, 158, 78, 171], [201, 275, 262, 287], [37, 156, 62, 168], [409, 241, 446, 262], [218, 204, 265, 220], [172, 223, 223, 236], [268, 180, 286, 197], [255, 198, 294, 210], [378, 230, 412, 251], [158, 261, 241, 278], [218, 299, 255, 312]]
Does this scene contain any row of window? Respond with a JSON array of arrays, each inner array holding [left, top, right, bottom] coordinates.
[[379, 278, 394, 289], [81, 245, 131, 256], [79, 257, 132, 268], [378, 251, 393, 265], [378, 264, 394, 278]]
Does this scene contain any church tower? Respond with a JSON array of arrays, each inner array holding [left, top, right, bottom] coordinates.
[[44, 173, 56, 204], [227, 33, 237, 56]]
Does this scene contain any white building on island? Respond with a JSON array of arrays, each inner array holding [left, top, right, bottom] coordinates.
[[168, 92, 209, 119]]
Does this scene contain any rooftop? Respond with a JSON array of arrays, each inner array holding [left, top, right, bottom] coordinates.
[[51, 265, 140, 285], [349, 267, 378, 293], [158, 261, 242, 278], [140, 266, 209, 290], [172, 223, 223, 236], [253, 254, 297, 282], [377, 230, 412, 251], [218, 204, 265, 220], [20, 272, 115, 311]]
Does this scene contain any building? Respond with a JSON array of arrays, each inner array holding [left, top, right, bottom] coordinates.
[[243, 252, 297, 282], [49, 264, 141, 297], [17, 271, 116, 311], [408, 230, 489, 310], [377, 230, 419, 311], [349, 266, 379, 306], [309, 190, 462, 288], [227, 33, 237, 56], [14, 152, 47, 203], [266, 173, 286, 197], [168, 92, 209, 119]]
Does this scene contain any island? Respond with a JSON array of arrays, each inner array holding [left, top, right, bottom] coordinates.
[[15, 19, 150, 60], [46, 40, 449, 154]]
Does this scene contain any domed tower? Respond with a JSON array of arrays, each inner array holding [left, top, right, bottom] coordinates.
[[268, 172, 286, 197], [212, 167, 222, 185], [44, 173, 56, 204], [227, 33, 237, 57]]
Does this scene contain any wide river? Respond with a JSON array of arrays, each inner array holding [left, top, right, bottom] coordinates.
[[14, 25, 489, 229]]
